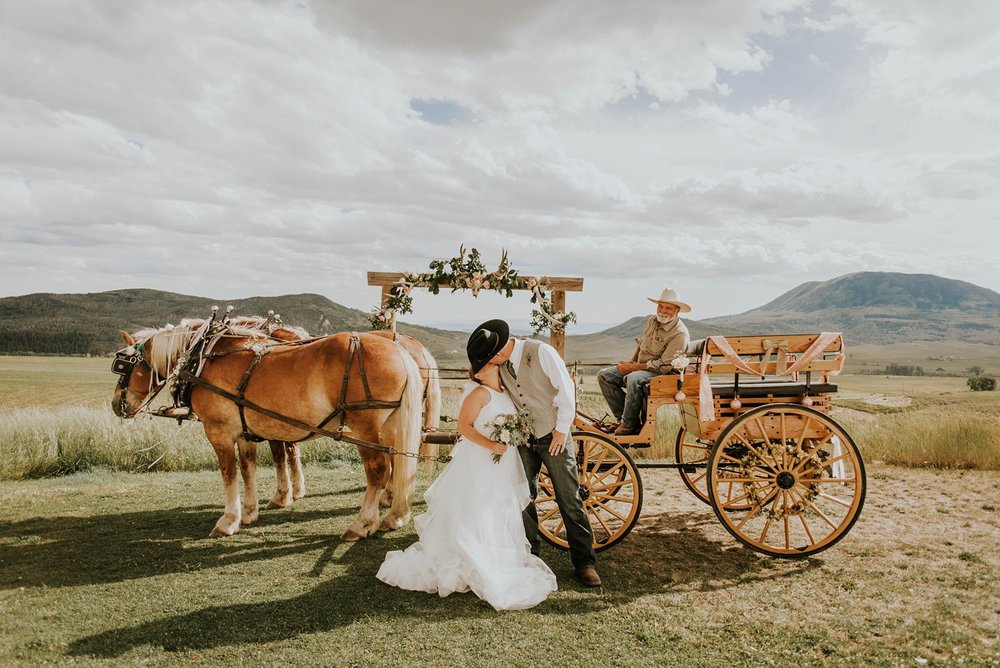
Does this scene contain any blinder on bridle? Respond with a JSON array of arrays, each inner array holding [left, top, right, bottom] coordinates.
[[112, 344, 147, 391]]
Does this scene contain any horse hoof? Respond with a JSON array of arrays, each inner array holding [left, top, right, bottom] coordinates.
[[341, 529, 365, 541], [265, 498, 289, 510], [210, 527, 234, 538], [379, 515, 406, 532]]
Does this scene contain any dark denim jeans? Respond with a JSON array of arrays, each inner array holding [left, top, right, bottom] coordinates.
[[519, 434, 596, 569], [597, 366, 659, 429]]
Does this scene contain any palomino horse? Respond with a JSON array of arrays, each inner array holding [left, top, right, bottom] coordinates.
[[368, 330, 442, 477], [230, 317, 309, 510], [113, 321, 423, 540]]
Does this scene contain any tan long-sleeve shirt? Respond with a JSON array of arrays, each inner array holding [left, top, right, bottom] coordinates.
[[634, 316, 690, 374]]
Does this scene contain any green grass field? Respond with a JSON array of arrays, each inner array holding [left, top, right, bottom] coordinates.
[[2, 465, 997, 666], [1, 357, 999, 665]]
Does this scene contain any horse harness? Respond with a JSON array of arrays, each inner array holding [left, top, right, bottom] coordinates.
[[174, 332, 445, 461], [115, 315, 450, 462]]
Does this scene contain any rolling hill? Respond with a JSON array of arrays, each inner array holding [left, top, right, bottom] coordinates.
[[0, 289, 467, 361], [698, 272, 1000, 345], [2, 273, 997, 363]]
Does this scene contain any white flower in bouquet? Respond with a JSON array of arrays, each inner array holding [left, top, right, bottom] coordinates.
[[489, 411, 534, 463]]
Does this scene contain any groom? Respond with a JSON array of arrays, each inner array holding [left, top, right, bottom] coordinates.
[[467, 319, 601, 587]]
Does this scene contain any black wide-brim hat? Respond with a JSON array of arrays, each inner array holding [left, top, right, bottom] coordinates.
[[467, 319, 510, 375]]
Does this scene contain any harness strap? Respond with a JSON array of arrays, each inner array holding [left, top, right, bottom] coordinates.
[[236, 348, 266, 442], [177, 369, 402, 453]]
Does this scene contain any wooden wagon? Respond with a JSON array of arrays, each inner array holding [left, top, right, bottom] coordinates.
[[536, 332, 866, 558]]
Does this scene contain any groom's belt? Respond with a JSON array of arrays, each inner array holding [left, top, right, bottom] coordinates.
[[528, 433, 553, 446]]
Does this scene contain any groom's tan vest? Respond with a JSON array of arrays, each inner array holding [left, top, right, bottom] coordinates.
[[498, 338, 558, 438]]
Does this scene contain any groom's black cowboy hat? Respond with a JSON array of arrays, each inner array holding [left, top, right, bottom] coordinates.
[[467, 319, 510, 376]]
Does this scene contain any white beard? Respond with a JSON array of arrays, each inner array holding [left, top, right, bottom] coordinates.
[[655, 314, 677, 325]]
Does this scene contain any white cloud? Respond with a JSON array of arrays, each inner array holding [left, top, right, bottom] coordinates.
[[0, 0, 998, 329]]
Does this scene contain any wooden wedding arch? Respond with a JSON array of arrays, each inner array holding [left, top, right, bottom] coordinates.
[[367, 272, 584, 359]]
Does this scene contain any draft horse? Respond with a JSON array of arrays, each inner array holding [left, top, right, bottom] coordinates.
[[113, 321, 423, 540], [368, 330, 442, 483]]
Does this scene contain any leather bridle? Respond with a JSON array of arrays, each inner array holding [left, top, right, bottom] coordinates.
[[112, 342, 168, 417]]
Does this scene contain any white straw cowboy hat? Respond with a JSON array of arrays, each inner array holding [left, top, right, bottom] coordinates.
[[647, 287, 691, 313]]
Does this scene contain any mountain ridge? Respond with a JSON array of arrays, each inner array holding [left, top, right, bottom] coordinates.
[[2, 272, 997, 360]]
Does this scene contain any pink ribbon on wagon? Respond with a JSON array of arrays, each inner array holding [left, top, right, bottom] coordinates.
[[697, 336, 759, 422], [696, 332, 845, 422], [784, 332, 845, 382]]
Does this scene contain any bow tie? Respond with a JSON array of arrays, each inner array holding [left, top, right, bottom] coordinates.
[[505, 360, 517, 379]]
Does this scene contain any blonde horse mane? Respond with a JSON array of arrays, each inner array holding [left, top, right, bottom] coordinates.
[[132, 316, 309, 378]]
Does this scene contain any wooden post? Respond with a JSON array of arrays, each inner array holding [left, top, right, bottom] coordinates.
[[550, 290, 566, 359], [380, 285, 396, 332]]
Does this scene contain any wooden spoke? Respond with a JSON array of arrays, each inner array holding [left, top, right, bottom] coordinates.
[[798, 494, 839, 530], [735, 488, 779, 530], [822, 452, 854, 468], [730, 431, 779, 472], [589, 480, 635, 494], [588, 507, 612, 537], [537, 432, 643, 553], [593, 502, 628, 524], [817, 492, 854, 509], [796, 415, 814, 449], [789, 489, 817, 544], [538, 505, 561, 523], [782, 491, 791, 550], [707, 404, 866, 558], [721, 489, 758, 509], [588, 460, 626, 488], [552, 517, 565, 539]]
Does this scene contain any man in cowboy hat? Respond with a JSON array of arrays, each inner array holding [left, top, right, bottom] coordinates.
[[466, 319, 601, 588], [597, 287, 691, 436]]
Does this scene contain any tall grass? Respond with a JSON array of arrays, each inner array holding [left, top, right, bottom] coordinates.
[[3, 393, 997, 481], [0, 408, 359, 480], [840, 407, 1000, 470]]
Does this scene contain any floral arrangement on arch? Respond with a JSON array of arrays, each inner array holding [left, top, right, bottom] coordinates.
[[368, 245, 577, 334]]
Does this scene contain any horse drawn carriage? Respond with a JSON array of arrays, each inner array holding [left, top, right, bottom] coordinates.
[[534, 332, 866, 558], [112, 260, 865, 560]]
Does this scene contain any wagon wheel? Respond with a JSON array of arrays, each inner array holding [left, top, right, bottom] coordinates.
[[676, 429, 754, 510], [706, 404, 866, 558], [536, 432, 643, 552]]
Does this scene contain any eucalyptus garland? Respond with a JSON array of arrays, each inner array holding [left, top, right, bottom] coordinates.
[[368, 246, 576, 334]]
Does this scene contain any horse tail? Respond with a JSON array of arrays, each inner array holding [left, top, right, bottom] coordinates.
[[382, 346, 423, 524], [418, 347, 442, 477]]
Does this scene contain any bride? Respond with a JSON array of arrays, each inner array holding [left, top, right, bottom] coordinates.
[[376, 351, 557, 610]]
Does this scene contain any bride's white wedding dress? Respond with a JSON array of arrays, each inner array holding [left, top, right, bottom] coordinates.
[[377, 383, 557, 610]]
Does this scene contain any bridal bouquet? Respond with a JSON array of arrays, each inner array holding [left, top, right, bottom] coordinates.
[[489, 411, 534, 463]]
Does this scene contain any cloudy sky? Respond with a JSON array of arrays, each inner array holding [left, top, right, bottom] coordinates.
[[2, 0, 998, 333]]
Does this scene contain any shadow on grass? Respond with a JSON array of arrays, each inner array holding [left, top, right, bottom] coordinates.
[[66, 536, 498, 657], [0, 501, 363, 590], [64, 507, 821, 658], [610, 508, 824, 592]]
